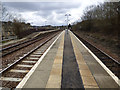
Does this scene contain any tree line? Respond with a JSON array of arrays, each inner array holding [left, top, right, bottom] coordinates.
[[2, 5, 31, 39], [72, 2, 120, 47]]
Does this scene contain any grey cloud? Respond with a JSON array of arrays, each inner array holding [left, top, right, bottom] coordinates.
[[34, 10, 52, 18], [34, 9, 68, 19], [3, 2, 81, 26], [3, 2, 81, 12], [55, 9, 68, 14]]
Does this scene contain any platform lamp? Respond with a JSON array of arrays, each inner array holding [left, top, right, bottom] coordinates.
[[65, 14, 71, 29], [45, 21, 47, 26]]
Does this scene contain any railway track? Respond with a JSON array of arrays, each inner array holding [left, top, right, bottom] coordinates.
[[1, 31, 59, 57], [73, 32, 120, 79], [0, 31, 60, 88]]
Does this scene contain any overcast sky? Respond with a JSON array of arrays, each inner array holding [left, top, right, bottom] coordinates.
[[2, 0, 105, 26]]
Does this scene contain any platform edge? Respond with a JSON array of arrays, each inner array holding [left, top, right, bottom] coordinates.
[[70, 30, 120, 86], [16, 31, 64, 88]]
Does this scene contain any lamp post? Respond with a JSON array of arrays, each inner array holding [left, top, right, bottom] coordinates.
[[65, 14, 71, 29], [45, 21, 47, 26]]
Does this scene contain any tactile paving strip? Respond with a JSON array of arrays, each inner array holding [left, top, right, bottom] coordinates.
[[46, 31, 65, 88], [69, 31, 99, 88]]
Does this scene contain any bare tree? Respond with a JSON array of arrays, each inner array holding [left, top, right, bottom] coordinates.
[[2, 4, 31, 39]]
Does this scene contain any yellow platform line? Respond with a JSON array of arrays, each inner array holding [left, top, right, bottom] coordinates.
[[46, 31, 65, 88], [69, 31, 99, 89]]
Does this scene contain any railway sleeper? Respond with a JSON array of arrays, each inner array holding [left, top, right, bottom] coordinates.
[[111, 70, 120, 78], [9, 69, 29, 73], [109, 66, 119, 74], [0, 77, 22, 82], [105, 62, 116, 67], [98, 56, 110, 60], [17, 64, 33, 68], [100, 59, 113, 64], [30, 54, 41, 57], [92, 51, 102, 54], [90, 47, 99, 51]]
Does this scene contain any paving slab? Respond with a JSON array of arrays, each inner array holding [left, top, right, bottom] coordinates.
[[22, 71, 50, 88], [79, 70, 92, 77], [87, 63, 109, 76], [94, 75, 119, 88], [82, 76, 98, 86], [82, 54, 98, 64]]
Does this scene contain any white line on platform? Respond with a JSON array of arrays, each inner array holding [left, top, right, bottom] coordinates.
[[16, 31, 64, 88], [70, 30, 120, 86]]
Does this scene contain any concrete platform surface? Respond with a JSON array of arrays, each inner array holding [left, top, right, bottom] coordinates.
[[16, 30, 119, 89]]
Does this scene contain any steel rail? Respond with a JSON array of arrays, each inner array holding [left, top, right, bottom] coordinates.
[[73, 32, 120, 78], [1, 31, 59, 57], [0, 32, 59, 74], [1, 30, 58, 51]]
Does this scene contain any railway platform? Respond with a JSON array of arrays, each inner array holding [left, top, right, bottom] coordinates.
[[16, 30, 120, 89]]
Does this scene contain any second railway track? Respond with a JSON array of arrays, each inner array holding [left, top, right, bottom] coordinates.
[[73, 32, 120, 79], [0, 31, 61, 88], [1, 30, 60, 57], [1, 30, 61, 70]]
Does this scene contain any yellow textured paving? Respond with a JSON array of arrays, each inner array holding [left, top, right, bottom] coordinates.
[[79, 70, 92, 76], [78, 64, 89, 70], [46, 31, 64, 88], [69, 31, 99, 88], [54, 59, 63, 64], [82, 76, 98, 86], [84, 85, 99, 89]]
